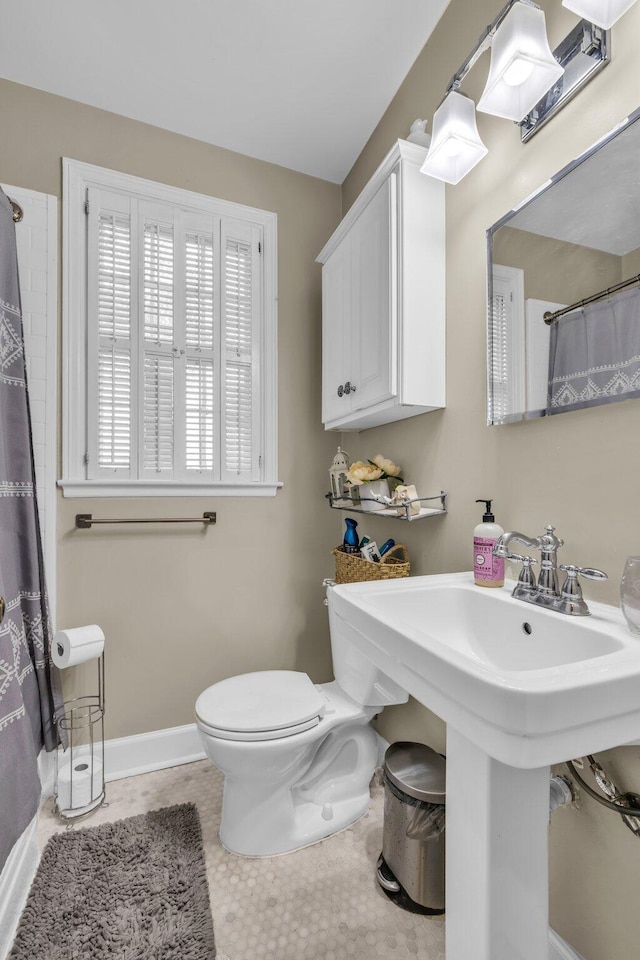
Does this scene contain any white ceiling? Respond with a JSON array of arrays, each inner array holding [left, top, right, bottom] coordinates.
[[1, 0, 450, 183]]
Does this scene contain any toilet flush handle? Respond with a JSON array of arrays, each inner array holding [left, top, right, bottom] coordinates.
[[322, 578, 336, 605]]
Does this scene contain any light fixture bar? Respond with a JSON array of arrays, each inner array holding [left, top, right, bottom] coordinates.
[[519, 19, 610, 140]]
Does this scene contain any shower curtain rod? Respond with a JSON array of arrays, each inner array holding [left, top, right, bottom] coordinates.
[[544, 273, 640, 325]]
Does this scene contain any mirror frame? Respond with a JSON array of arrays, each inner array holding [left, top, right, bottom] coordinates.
[[486, 104, 640, 426]]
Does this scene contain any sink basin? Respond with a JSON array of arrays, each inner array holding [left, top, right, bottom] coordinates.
[[363, 579, 624, 671], [331, 571, 640, 767], [331, 571, 640, 960]]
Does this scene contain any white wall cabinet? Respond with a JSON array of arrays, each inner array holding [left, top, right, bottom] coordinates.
[[317, 140, 445, 431]]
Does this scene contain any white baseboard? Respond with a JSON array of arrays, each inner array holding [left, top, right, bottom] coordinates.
[[549, 929, 585, 960], [103, 722, 206, 782], [0, 818, 39, 960]]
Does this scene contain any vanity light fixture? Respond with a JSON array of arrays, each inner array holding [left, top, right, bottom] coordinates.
[[562, 0, 638, 27], [420, 92, 488, 185], [420, 0, 612, 185], [477, 2, 564, 121]]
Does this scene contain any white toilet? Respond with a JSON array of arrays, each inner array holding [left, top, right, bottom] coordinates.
[[195, 585, 408, 856]]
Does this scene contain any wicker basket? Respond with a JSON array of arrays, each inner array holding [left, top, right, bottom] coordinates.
[[332, 544, 410, 585]]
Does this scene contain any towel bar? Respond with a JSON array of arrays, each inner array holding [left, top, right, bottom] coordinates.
[[75, 512, 216, 529]]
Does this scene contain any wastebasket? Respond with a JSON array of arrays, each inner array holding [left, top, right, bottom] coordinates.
[[376, 741, 446, 915]]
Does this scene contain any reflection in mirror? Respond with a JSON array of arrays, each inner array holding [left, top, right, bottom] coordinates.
[[487, 107, 640, 425]]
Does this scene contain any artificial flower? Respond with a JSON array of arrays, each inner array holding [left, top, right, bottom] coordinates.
[[370, 454, 403, 481], [346, 461, 384, 485]]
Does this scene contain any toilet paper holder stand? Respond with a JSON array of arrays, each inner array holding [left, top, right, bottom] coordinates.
[[53, 651, 106, 821]]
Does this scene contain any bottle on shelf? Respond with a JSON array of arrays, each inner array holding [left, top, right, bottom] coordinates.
[[343, 518, 360, 554]]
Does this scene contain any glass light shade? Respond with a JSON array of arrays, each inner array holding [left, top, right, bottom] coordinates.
[[477, 2, 565, 122], [562, 0, 638, 28], [420, 92, 488, 185]]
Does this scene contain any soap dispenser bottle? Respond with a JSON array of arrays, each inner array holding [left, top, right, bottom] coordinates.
[[474, 499, 504, 588]]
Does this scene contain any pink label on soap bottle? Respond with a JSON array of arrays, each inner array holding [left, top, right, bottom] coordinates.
[[474, 537, 505, 582]]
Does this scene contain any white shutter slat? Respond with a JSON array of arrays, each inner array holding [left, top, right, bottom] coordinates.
[[185, 233, 214, 351], [185, 359, 214, 472], [224, 237, 253, 358], [97, 347, 131, 469], [98, 214, 131, 341], [490, 266, 525, 423], [144, 221, 174, 345], [89, 189, 134, 476], [490, 290, 509, 423], [221, 219, 261, 482], [224, 362, 252, 476], [143, 354, 174, 472]]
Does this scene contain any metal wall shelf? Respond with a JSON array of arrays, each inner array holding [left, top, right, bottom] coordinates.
[[326, 491, 447, 522]]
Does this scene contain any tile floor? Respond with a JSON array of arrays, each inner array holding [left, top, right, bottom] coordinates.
[[38, 760, 445, 960]]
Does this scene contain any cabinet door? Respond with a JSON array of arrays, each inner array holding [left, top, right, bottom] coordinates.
[[322, 234, 352, 424], [350, 175, 396, 412]]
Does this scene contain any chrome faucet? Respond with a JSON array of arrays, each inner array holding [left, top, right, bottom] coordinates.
[[493, 525, 607, 616]]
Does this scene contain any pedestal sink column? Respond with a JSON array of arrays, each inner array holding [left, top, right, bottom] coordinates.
[[446, 729, 550, 960]]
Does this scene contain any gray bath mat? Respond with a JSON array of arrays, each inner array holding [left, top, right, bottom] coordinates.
[[10, 803, 215, 959]]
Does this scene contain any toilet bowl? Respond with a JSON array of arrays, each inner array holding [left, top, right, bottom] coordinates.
[[195, 585, 408, 856]]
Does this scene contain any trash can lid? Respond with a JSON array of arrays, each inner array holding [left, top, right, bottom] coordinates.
[[384, 741, 446, 803]]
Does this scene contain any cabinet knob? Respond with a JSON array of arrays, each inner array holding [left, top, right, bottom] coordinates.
[[337, 384, 344, 397], [344, 381, 357, 395]]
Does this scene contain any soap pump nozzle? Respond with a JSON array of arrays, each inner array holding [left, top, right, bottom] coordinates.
[[476, 499, 495, 523]]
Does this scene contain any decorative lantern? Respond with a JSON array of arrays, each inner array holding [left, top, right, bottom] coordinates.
[[329, 447, 351, 503]]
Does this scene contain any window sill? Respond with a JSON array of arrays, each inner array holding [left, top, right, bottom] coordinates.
[[58, 480, 284, 499]]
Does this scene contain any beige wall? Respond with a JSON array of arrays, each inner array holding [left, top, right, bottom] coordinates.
[[0, 79, 341, 740], [341, 2, 640, 958]]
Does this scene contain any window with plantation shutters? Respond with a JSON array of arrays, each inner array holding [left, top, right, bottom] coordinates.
[[63, 161, 278, 497]]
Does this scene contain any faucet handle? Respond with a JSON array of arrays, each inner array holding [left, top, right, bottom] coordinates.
[[504, 552, 537, 565], [558, 564, 607, 616], [560, 564, 608, 582], [506, 554, 537, 595]]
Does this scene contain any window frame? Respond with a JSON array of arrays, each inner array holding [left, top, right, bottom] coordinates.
[[61, 159, 280, 497]]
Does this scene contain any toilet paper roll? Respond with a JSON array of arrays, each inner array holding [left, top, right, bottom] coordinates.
[[52, 625, 105, 669], [57, 756, 103, 811]]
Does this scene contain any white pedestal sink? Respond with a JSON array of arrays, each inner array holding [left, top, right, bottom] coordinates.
[[330, 572, 640, 960]]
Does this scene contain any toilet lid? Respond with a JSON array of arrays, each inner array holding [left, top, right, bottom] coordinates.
[[196, 671, 325, 735]]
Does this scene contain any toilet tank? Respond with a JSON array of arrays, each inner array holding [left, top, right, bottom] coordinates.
[[328, 590, 408, 708]]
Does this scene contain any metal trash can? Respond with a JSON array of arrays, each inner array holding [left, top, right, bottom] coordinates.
[[376, 741, 446, 915]]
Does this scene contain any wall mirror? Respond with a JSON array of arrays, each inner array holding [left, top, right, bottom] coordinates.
[[487, 106, 640, 425]]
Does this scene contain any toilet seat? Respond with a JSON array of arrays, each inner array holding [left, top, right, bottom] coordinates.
[[196, 670, 325, 742]]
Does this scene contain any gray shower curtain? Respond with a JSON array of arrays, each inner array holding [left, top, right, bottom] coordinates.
[[0, 191, 62, 871], [547, 285, 640, 415]]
